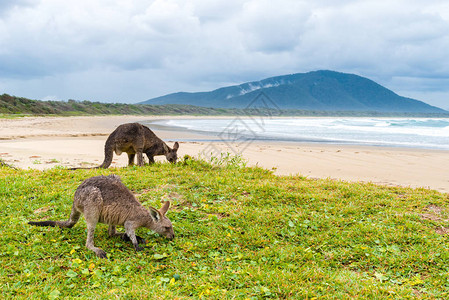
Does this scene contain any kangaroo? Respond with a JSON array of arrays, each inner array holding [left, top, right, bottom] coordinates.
[[99, 123, 179, 168], [28, 175, 175, 258]]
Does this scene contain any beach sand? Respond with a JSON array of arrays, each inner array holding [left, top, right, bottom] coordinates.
[[1, 115, 449, 193]]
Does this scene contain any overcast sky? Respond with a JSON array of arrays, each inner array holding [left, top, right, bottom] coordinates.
[[1, 0, 449, 109]]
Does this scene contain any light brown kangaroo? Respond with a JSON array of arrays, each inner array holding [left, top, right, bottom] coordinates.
[[28, 175, 174, 258], [99, 123, 179, 168]]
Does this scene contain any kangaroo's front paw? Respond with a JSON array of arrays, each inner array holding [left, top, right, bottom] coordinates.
[[95, 249, 107, 258], [121, 234, 131, 242], [122, 234, 146, 245], [136, 235, 146, 244], [135, 245, 144, 252]]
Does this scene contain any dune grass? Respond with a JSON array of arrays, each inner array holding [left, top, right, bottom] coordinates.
[[1, 156, 449, 299]]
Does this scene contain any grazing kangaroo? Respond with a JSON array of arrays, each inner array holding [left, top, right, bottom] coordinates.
[[28, 175, 175, 258], [99, 123, 179, 168]]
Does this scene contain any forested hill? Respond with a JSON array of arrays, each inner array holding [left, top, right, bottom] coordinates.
[[0, 94, 228, 116], [142, 70, 446, 113], [1, 90, 447, 117]]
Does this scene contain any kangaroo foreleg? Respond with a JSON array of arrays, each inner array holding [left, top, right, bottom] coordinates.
[[146, 153, 155, 164], [127, 153, 135, 166], [122, 233, 146, 245], [108, 225, 146, 245], [124, 221, 144, 251]]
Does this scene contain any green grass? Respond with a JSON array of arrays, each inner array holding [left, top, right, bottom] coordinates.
[[1, 156, 449, 299]]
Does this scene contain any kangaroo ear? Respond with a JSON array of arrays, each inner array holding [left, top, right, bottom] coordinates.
[[160, 201, 170, 216], [173, 142, 179, 151], [149, 207, 161, 222]]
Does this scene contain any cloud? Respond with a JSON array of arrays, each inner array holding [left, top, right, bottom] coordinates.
[[0, 0, 35, 14], [237, 0, 310, 53], [0, 0, 201, 77], [0, 0, 449, 108]]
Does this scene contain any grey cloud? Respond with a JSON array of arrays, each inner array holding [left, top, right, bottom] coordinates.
[[0, 0, 449, 108], [0, 1, 202, 77]]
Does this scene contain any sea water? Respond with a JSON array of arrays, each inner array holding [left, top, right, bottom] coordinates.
[[146, 118, 449, 150]]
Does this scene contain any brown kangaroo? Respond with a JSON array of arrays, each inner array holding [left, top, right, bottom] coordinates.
[[28, 175, 175, 258], [99, 123, 179, 168]]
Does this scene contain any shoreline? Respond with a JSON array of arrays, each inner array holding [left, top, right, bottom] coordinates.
[[143, 117, 449, 151], [1, 115, 449, 193]]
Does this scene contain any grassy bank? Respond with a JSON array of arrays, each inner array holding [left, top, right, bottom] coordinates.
[[1, 157, 449, 299]]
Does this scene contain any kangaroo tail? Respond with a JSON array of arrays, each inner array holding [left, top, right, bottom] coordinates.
[[69, 137, 114, 170], [28, 220, 78, 228], [68, 166, 99, 170], [28, 205, 81, 229], [28, 220, 58, 227], [98, 137, 114, 169]]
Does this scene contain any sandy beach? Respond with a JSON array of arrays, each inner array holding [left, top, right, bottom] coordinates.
[[1, 115, 449, 193]]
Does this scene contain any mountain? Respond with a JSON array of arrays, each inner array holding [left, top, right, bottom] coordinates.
[[141, 70, 445, 113]]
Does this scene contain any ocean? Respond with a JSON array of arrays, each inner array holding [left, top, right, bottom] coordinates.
[[145, 117, 449, 150]]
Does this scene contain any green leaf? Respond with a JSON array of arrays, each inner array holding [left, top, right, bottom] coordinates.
[[374, 272, 388, 282], [48, 289, 60, 299], [387, 245, 400, 254], [93, 269, 103, 277], [66, 270, 78, 278], [81, 269, 90, 275], [112, 266, 121, 275], [153, 253, 168, 260]]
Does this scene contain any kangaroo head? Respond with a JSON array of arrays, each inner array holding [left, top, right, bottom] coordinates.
[[165, 142, 179, 164], [148, 201, 175, 240]]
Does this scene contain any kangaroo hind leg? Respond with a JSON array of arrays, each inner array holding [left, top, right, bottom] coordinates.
[[85, 220, 106, 258], [80, 187, 106, 258], [136, 149, 144, 166]]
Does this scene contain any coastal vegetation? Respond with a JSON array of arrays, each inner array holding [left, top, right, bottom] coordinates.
[[1, 93, 449, 117], [1, 155, 449, 298]]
